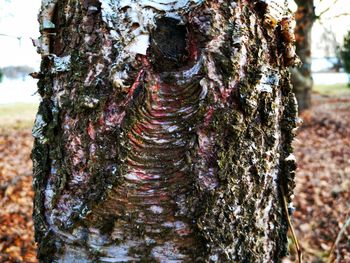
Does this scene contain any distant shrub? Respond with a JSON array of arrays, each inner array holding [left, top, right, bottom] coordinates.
[[0, 66, 36, 82], [341, 31, 350, 85]]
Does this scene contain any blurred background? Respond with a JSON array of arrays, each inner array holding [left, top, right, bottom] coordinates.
[[0, 0, 349, 262]]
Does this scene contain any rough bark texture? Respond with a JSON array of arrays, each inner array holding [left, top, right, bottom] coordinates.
[[292, 0, 315, 111], [32, 0, 298, 262]]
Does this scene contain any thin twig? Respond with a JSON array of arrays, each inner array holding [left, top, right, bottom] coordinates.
[[327, 12, 350, 19], [0, 33, 22, 46], [327, 212, 350, 263], [317, 0, 340, 18], [0, 33, 22, 40], [280, 185, 303, 263]]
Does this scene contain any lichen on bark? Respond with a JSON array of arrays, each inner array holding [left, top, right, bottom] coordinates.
[[32, 0, 299, 262]]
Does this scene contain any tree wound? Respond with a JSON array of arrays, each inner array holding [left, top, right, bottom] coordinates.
[[149, 17, 189, 71]]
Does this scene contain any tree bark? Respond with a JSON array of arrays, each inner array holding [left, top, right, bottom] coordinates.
[[292, 0, 315, 111], [32, 0, 298, 262]]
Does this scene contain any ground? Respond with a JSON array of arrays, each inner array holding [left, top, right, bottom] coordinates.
[[290, 91, 350, 263], [0, 108, 37, 263], [0, 86, 349, 263]]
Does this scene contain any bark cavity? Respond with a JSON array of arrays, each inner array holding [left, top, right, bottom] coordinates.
[[149, 17, 189, 71]]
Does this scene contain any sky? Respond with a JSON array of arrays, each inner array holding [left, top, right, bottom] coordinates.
[[0, 0, 348, 104], [0, 0, 41, 69], [0, 0, 349, 67], [312, 0, 350, 57]]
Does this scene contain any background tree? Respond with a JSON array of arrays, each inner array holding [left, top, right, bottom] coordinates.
[[292, 0, 349, 111], [341, 30, 350, 85], [319, 26, 342, 72], [291, 0, 315, 111], [32, 0, 298, 262]]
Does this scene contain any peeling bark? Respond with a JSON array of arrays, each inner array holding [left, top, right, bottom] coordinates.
[[32, 0, 299, 262]]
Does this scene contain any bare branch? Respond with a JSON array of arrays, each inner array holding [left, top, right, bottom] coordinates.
[[316, 0, 340, 19], [329, 12, 350, 18], [318, 12, 350, 24], [0, 33, 22, 41]]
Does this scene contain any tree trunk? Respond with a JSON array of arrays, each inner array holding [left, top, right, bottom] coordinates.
[[292, 0, 315, 111], [32, 0, 298, 262]]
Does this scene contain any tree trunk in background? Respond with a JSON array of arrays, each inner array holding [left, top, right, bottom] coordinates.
[[292, 0, 315, 111], [32, 0, 298, 262]]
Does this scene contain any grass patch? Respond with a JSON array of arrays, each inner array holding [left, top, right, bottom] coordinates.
[[0, 103, 39, 130], [314, 83, 350, 96]]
